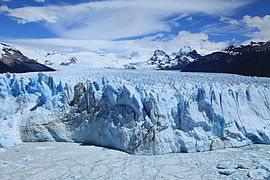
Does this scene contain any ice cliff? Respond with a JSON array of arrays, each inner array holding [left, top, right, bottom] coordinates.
[[0, 71, 270, 155]]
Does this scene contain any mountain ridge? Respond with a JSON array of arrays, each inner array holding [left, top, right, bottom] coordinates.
[[0, 43, 55, 73], [148, 45, 202, 70], [183, 41, 270, 77]]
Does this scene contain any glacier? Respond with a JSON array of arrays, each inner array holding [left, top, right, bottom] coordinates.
[[0, 70, 270, 155]]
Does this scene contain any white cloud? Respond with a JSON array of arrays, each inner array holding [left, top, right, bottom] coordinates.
[[219, 16, 239, 25], [0, 5, 59, 23], [242, 15, 270, 41], [35, 0, 46, 3], [152, 31, 228, 54], [1, 0, 12, 2], [186, 17, 193, 21], [171, 21, 180, 27], [203, 14, 270, 43], [0, 0, 252, 40], [0, 5, 9, 11], [10, 31, 228, 57]]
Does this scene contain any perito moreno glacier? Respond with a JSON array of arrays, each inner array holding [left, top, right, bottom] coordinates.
[[0, 70, 270, 155]]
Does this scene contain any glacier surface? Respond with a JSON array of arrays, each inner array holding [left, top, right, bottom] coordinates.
[[0, 70, 270, 154]]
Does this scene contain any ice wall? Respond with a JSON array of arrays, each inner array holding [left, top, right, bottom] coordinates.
[[0, 72, 270, 154]]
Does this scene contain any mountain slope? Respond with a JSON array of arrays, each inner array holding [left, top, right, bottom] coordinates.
[[183, 41, 270, 77], [16, 47, 78, 67], [148, 49, 172, 69], [0, 43, 55, 73]]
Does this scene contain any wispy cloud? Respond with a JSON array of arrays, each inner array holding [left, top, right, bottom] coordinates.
[[186, 17, 193, 21], [0, 5, 59, 24], [35, 0, 46, 3], [202, 14, 270, 42], [10, 31, 228, 56], [0, 0, 252, 40], [220, 16, 239, 25]]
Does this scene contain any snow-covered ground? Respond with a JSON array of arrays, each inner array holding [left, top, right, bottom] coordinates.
[[15, 45, 151, 70], [0, 43, 5, 59], [16, 46, 78, 68], [69, 51, 149, 69], [0, 142, 270, 179]]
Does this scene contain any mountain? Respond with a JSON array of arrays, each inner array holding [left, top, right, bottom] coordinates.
[[171, 45, 201, 59], [183, 41, 270, 77], [149, 46, 202, 70], [17, 47, 78, 67], [148, 49, 172, 69], [0, 43, 55, 73]]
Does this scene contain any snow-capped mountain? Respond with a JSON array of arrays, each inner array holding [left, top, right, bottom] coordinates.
[[149, 46, 201, 70], [0, 43, 55, 73], [148, 50, 172, 68], [171, 45, 198, 59], [16, 47, 79, 67], [183, 41, 270, 77], [221, 41, 270, 55]]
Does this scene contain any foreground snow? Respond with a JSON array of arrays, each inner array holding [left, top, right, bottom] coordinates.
[[0, 142, 270, 179], [0, 70, 270, 154]]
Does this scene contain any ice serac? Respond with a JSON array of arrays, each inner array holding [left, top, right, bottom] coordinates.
[[0, 72, 270, 155]]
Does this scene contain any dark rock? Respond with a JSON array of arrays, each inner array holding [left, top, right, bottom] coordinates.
[[0, 43, 55, 73], [183, 41, 270, 77], [60, 57, 78, 66]]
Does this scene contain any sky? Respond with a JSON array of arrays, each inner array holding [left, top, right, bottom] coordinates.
[[0, 0, 270, 55]]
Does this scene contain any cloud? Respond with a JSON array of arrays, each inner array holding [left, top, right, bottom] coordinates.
[[186, 17, 193, 21], [171, 21, 180, 27], [0, 0, 252, 40], [202, 14, 270, 43], [219, 16, 239, 25], [201, 22, 243, 37], [1, 0, 12, 2], [242, 15, 270, 41], [0, 5, 9, 11], [150, 31, 228, 54], [35, 0, 46, 2], [10, 31, 228, 57], [0, 5, 59, 23]]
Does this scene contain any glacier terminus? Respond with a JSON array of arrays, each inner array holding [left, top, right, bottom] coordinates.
[[0, 69, 270, 155]]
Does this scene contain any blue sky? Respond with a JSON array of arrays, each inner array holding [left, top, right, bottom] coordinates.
[[0, 0, 269, 54]]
